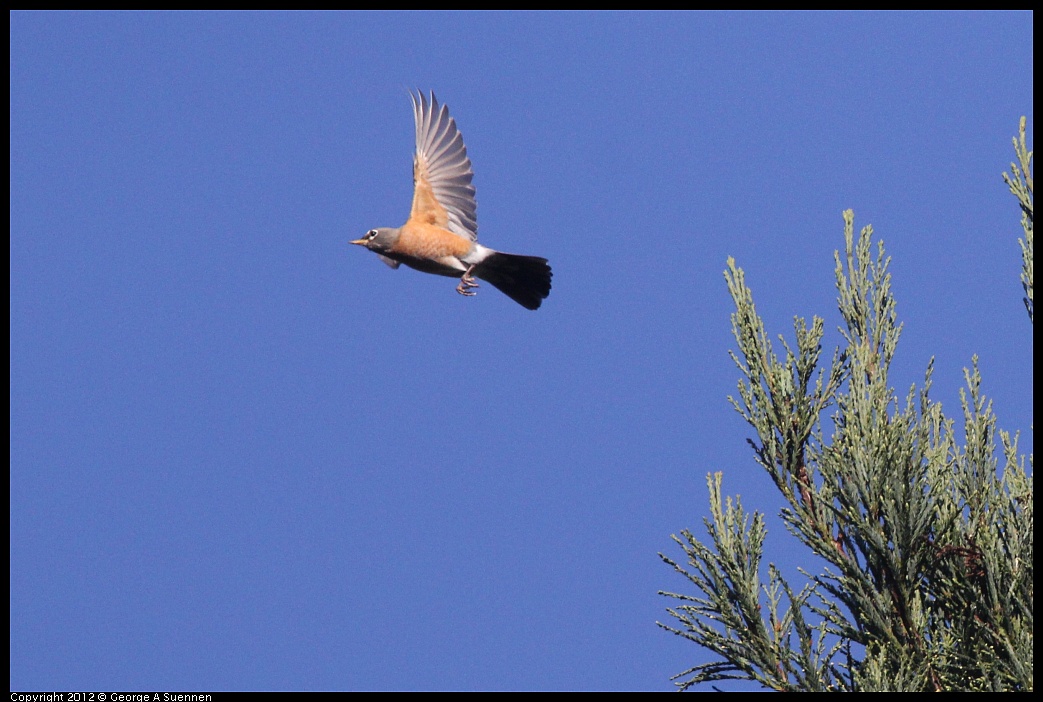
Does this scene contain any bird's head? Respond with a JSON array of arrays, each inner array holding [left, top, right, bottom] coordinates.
[[350, 227, 400, 253]]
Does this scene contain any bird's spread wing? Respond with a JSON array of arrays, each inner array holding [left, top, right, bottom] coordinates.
[[409, 91, 478, 241]]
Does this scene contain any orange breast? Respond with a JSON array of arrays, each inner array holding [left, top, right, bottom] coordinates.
[[394, 219, 474, 260]]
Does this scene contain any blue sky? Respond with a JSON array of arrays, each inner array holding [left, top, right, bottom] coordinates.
[[10, 11, 1033, 691]]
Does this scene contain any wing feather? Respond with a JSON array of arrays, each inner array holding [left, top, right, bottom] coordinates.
[[409, 91, 478, 241]]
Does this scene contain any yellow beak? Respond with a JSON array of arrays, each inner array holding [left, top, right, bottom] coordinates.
[[350, 238, 368, 246]]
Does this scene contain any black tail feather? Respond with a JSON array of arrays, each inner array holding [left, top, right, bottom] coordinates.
[[475, 253, 552, 310]]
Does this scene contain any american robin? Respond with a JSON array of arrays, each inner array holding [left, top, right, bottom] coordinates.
[[352, 91, 552, 310]]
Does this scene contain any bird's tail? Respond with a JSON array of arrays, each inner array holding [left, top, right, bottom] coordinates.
[[475, 253, 552, 310]]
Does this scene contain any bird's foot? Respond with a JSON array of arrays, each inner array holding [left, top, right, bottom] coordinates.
[[457, 268, 479, 297]]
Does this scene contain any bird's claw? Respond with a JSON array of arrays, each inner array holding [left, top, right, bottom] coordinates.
[[457, 272, 479, 297]]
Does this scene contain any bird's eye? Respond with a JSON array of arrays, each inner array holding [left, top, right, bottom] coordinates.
[[366, 229, 378, 239]]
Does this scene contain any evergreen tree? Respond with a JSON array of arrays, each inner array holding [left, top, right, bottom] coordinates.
[[658, 120, 1033, 692]]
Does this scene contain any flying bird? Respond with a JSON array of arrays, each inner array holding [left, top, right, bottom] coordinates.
[[352, 91, 552, 310]]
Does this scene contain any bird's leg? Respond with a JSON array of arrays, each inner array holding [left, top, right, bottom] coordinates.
[[457, 264, 479, 297]]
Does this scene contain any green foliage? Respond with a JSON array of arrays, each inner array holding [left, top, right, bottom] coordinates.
[[658, 121, 1033, 692], [1003, 116, 1033, 322]]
